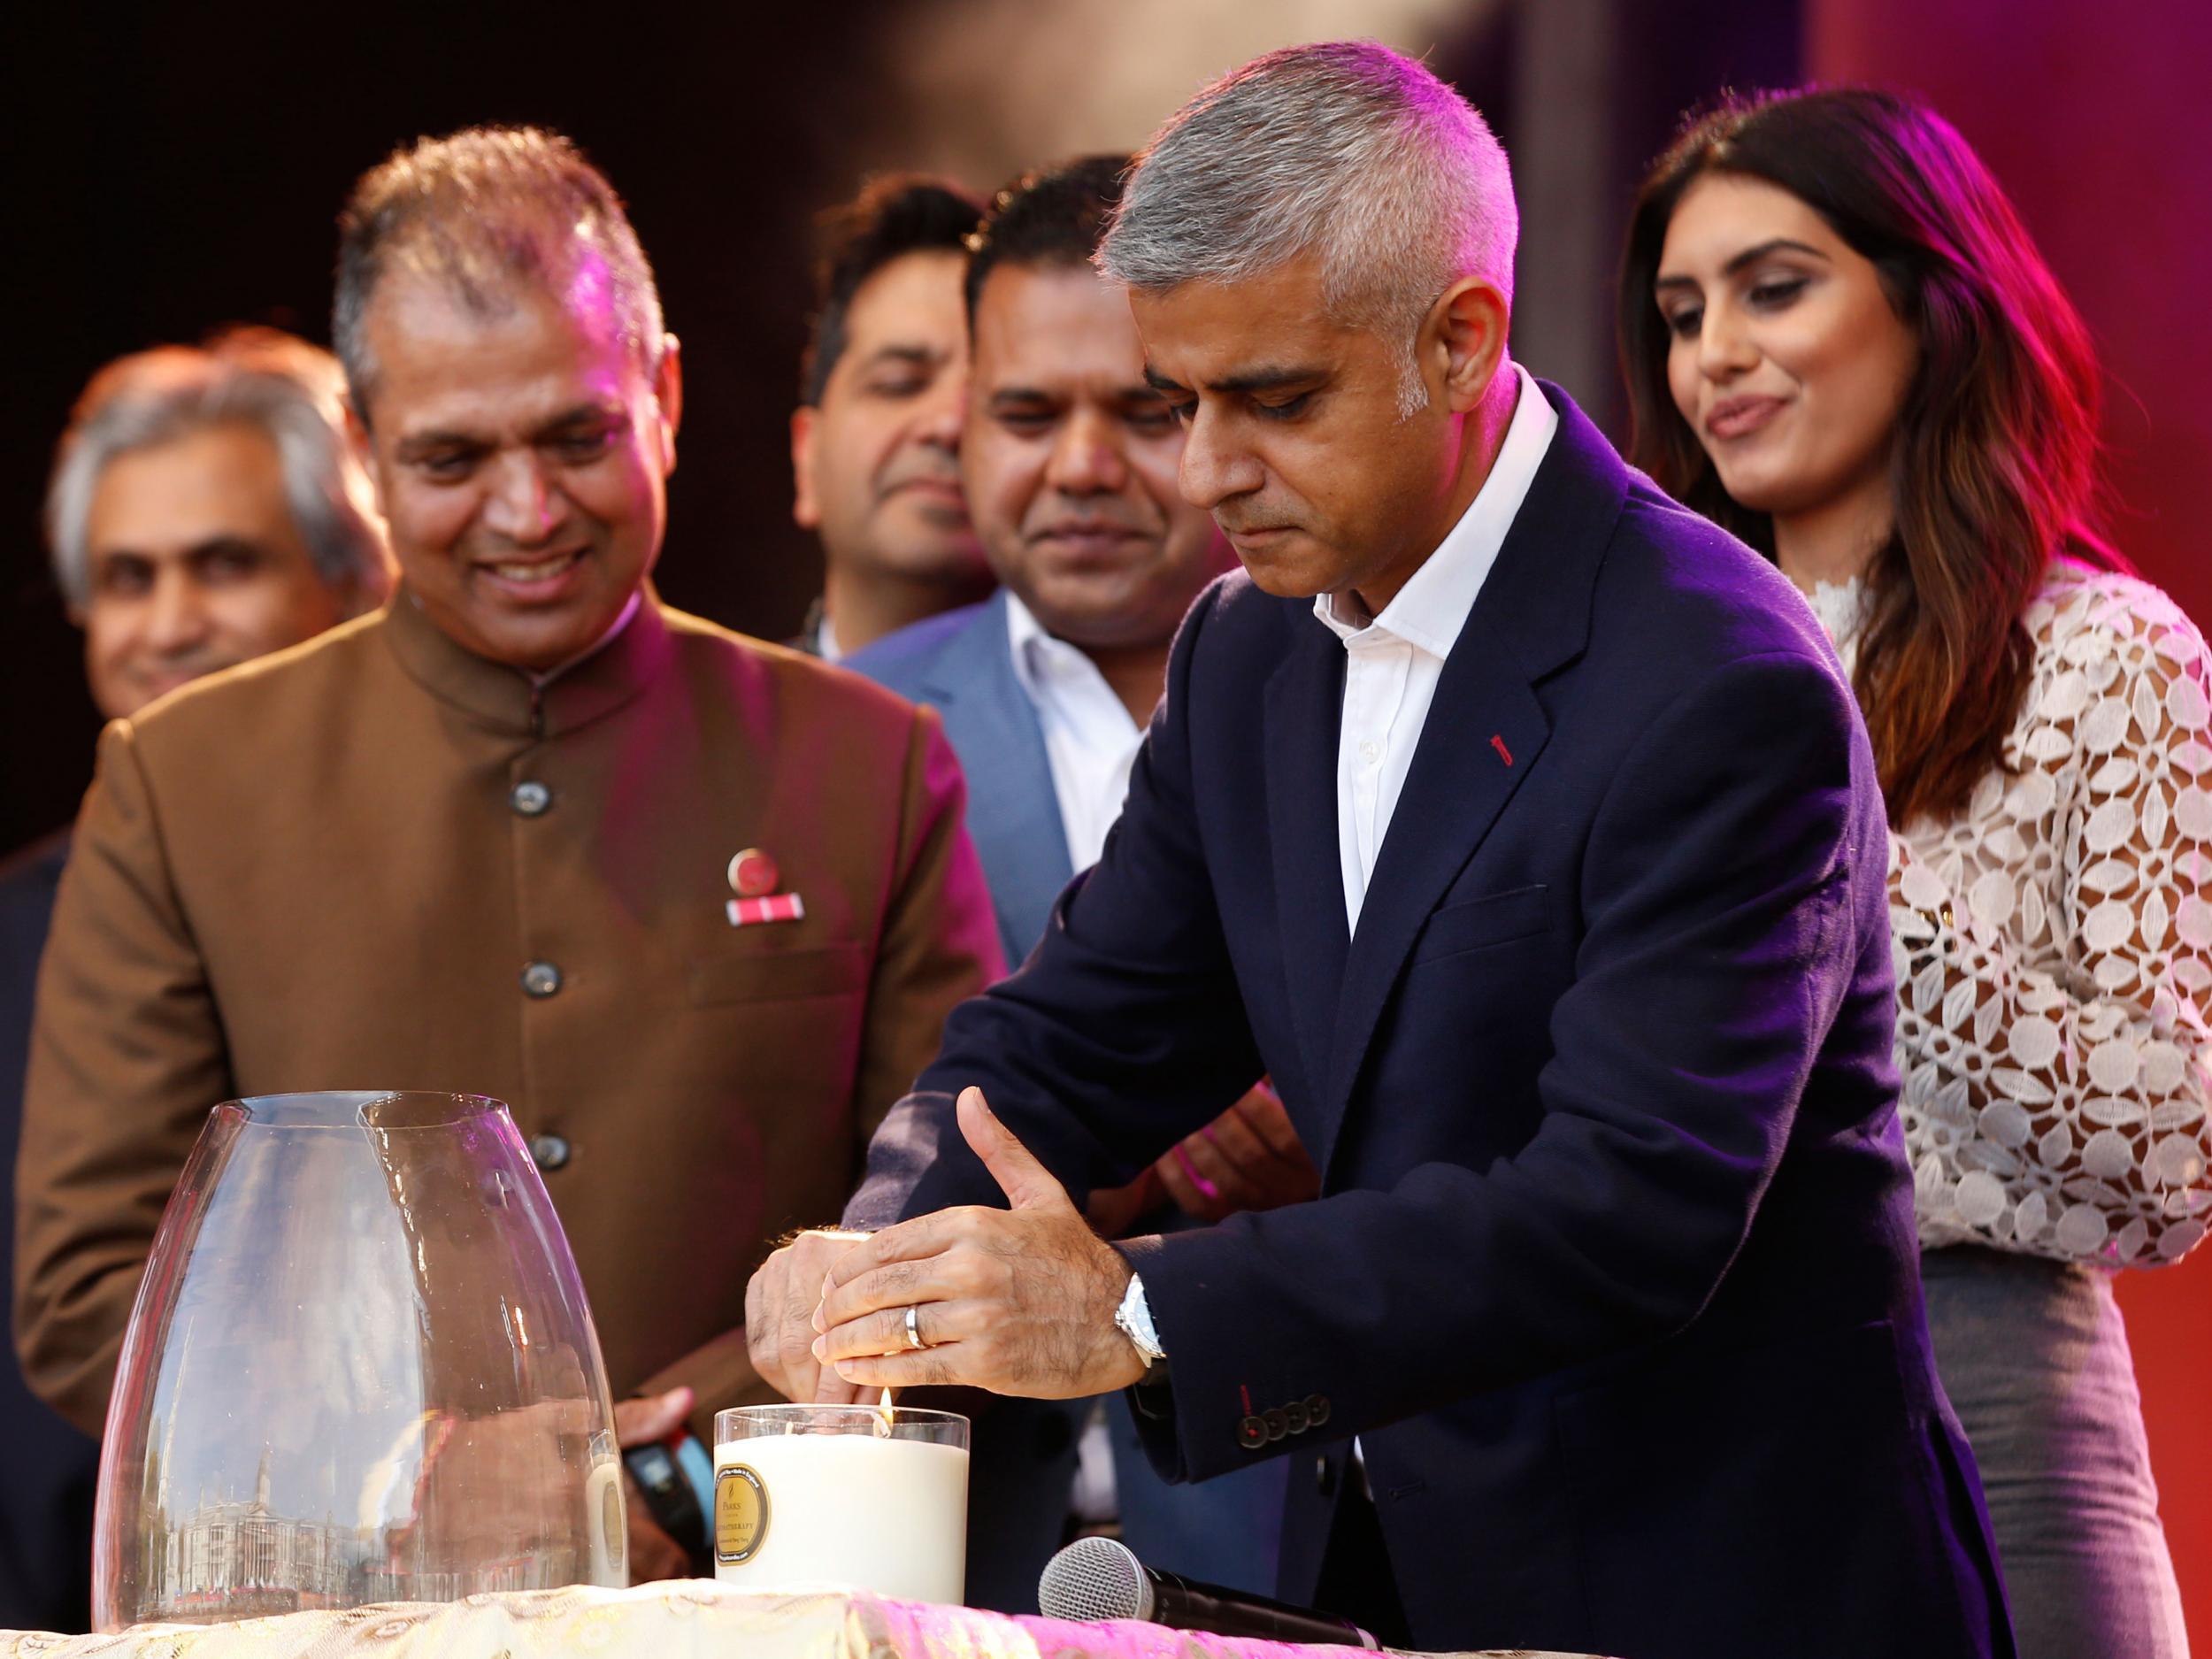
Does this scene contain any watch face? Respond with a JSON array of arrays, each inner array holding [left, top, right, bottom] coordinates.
[[1116, 1276, 1164, 1362], [1113, 1309, 1158, 1363]]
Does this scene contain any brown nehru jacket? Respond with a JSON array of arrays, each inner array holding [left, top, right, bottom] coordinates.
[[15, 588, 1002, 1440]]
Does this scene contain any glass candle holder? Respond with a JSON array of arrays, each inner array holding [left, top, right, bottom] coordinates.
[[93, 1092, 626, 1630], [714, 1402, 969, 1603]]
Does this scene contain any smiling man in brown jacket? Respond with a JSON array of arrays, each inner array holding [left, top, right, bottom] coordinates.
[[13, 127, 1002, 1578]]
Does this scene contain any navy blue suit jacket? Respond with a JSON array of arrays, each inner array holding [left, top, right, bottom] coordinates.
[[849, 387, 2010, 1659]]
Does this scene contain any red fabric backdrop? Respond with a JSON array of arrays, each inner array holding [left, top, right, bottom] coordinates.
[[1810, 0, 2212, 1637]]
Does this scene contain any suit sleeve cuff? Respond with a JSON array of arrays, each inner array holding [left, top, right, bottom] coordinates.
[[1118, 1223, 1342, 1481]]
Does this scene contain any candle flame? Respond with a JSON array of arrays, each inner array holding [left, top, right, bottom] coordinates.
[[875, 1387, 895, 1438]]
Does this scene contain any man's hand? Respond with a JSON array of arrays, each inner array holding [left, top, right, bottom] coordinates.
[[813, 1087, 1148, 1399], [615, 1386, 696, 1584], [1154, 1081, 1319, 1225], [744, 1229, 872, 1404]]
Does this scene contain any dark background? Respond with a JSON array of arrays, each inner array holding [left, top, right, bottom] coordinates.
[[3, 3, 896, 850], [0, 0, 1796, 856]]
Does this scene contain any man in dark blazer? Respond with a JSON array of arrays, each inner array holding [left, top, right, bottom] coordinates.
[[0, 833, 93, 1632], [750, 42, 2012, 1659]]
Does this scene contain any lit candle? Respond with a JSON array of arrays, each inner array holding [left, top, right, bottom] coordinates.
[[714, 1403, 968, 1603]]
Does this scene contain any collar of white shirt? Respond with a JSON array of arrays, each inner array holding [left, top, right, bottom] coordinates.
[[1003, 590, 1148, 872], [1310, 362, 1558, 657], [1005, 590, 1133, 729], [1002, 588, 1057, 702]]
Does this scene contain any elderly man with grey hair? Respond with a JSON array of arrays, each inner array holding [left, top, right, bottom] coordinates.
[[1, 326, 387, 1632], [43, 326, 390, 726], [753, 41, 2013, 1659]]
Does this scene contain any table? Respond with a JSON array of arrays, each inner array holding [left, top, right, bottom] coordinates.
[[0, 1583, 1608, 1659]]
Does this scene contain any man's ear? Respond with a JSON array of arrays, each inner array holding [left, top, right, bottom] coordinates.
[[1429, 277, 1511, 416], [790, 404, 821, 531], [653, 334, 684, 476]]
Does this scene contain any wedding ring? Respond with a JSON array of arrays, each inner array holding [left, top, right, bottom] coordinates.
[[903, 1304, 928, 1350]]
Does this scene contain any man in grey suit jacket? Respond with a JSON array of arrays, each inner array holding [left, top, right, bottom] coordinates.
[[849, 156, 1309, 1603]]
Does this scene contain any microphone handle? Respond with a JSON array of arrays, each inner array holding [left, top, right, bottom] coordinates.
[[1148, 1568, 1380, 1650]]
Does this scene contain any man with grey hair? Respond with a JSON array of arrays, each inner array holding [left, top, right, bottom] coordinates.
[[19, 127, 1001, 1584], [755, 42, 2011, 1659], [1, 326, 387, 1632], [43, 326, 390, 725]]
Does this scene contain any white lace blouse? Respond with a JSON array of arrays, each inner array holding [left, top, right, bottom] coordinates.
[[1813, 563, 2212, 1266]]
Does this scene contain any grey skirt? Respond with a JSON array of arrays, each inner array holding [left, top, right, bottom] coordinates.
[[1922, 1244, 2190, 1659]]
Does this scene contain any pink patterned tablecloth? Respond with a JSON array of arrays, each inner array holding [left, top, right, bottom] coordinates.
[[0, 1582, 1606, 1659]]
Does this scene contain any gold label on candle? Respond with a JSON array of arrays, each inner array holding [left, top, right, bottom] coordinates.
[[603, 1470, 626, 1562], [716, 1463, 770, 1564]]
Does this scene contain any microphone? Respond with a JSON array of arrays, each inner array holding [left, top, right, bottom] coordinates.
[[1038, 1535, 1379, 1649]]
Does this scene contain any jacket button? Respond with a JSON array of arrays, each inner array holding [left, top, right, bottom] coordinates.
[[1316, 1455, 1336, 1497], [511, 780, 552, 817], [530, 1133, 572, 1171], [1236, 1415, 1268, 1451], [1305, 1394, 1331, 1427], [1284, 1401, 1310, 1434], [520, 960, 563, 998], [1262, 1408, 1287, 1441]]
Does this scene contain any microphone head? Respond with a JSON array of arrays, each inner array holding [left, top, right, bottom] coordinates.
[[1039, 1534, 1156, 1623]]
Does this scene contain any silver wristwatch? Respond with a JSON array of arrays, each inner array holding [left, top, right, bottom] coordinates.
[[1113, 1272, 1167, 1367]]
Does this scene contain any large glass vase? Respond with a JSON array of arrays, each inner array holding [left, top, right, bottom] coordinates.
[[91, 1091, 626, 1630]]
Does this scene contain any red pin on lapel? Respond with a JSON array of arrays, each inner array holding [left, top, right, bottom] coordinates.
[[728, 849, 780, 897], [726, 848, 805, 927], [1490, 733, 1514, 767]]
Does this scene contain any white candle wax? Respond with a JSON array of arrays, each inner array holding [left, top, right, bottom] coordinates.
[[714, 1429, 968, 1603]]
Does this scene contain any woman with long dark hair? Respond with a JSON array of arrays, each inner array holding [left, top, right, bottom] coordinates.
[[1620, 86, 2208, 1655]]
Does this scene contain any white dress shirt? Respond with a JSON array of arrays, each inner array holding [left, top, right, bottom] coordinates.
[[1312, 363, 1557, 933], [1306, 364, 1555, 1487], [1004, 592, 1148, 871]]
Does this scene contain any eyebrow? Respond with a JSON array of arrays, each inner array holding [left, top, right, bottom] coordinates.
[[1143, 363, 1324, 396], [92, 535, 267, 567], [394, 429, 485, 459], [1654, 237, 1831, 291], [394, 402, 619, 457], [992, 381, 1160, 403], [857, 344, 945, 370]]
